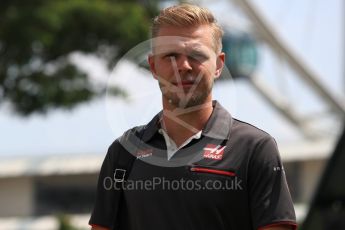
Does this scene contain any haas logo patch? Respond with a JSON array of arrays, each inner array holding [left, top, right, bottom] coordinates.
[[203, 144, 226, 160]]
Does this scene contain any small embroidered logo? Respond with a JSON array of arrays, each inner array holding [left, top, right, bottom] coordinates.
[[136, 149, 153, 159], [203, 144, 226, 160]]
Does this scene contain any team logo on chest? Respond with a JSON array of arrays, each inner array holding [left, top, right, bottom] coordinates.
[[203, 144, 226, 160]]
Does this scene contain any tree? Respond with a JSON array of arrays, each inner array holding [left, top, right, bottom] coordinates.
[[0, 0, 157, 115]]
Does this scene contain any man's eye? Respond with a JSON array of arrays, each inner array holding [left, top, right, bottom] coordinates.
[[164, 53, 178, 58], [189, 53, 208, 61]]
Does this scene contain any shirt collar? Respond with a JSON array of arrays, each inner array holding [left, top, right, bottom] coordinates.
[[201, 100, 233, 140], [141, 112, 162, 142], [141, 100, 232, 142]]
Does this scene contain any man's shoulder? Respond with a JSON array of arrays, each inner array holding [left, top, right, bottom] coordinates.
[[120, 125, 147, 139], [107, 111, 161, 150], [104, 125, 146, 161], [231, 118, 273, 142], [109, 125, 146, 147], [231, 119, 280, 163]]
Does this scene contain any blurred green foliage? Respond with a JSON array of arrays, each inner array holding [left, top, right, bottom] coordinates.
[[0, 0, 157, 115], [57, 214, 79, 230]]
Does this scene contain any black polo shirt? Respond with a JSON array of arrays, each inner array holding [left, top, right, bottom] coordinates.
[[89, 101, 297, 230]]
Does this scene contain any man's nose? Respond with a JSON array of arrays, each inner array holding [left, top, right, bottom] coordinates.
[[177, 56, 192, 72]]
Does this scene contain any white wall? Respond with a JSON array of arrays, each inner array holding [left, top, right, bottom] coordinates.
[[0, 177, 34, 217]]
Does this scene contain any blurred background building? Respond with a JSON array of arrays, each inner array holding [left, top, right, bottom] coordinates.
[[0, 0, 344, 229]]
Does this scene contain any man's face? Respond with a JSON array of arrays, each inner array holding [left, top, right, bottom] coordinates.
[[148, 25, 225, 109]]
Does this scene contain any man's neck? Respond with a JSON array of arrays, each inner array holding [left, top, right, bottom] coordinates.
[[161, 99, 213, 147]]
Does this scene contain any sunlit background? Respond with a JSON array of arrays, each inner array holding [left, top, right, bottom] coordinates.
[[0, 0, 344, 229]]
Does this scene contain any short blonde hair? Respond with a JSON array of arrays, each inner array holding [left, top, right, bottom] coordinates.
[[151, 4, 224, 53]]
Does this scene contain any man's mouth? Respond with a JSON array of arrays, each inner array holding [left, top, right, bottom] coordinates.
[[172, 81, 196, 87]]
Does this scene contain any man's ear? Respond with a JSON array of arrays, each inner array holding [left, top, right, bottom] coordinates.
[[215, 52, 225, 79], [148, 54, 158, 80]]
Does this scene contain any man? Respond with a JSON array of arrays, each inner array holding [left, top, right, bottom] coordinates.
[[89, 4, 297, 230]]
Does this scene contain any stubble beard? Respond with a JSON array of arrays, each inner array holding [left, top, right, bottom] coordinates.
[[159, 81, 213, 109]]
